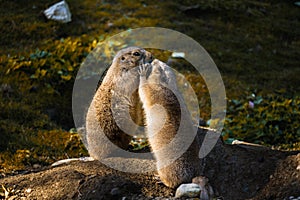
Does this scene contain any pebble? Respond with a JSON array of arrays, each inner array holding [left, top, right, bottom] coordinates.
[[25, 188, 32, 193], [175, 183, 201, 198], [110, 187, 121, 196], [289, 196, 300, 200], [171, 52, 185, 58], [33, 164, 41, 169]]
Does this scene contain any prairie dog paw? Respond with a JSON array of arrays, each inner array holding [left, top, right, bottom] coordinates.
[[138, 63, 151, 77]]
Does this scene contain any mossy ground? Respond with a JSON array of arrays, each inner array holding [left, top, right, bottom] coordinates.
[[0, 0, 299, 173]]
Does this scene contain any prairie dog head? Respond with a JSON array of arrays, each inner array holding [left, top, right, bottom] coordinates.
[[113, 46, 153, 73], [103, 47, 153, 85], [147, 63, 168, 85]]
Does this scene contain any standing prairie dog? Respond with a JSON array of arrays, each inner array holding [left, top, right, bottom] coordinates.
[[86, 47, 153, 160], [138, 60, 201, 188]]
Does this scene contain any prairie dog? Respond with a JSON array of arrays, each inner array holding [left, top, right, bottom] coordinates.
[[86, 47, 153, 160], [138, 60, 200, 188]]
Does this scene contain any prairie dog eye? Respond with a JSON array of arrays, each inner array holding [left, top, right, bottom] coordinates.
[[133, 52, 141, 56]]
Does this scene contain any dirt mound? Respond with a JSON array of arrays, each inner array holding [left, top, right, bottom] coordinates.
[[1, 141, 299, 200]]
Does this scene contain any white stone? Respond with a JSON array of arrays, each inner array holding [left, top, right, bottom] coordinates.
[[175, 183, 201, 198], [44, 0, 71, 23], [25, 188, 32, 193], [33, 164, 41, 169], [51, 157, 94, 167], [171, 52, 185, 58]]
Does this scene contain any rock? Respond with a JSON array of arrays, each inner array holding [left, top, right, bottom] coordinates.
[[0, 83, 13, 96], [51, 157, 94, 167], [43, 0, 71, 23], [32, 164, 41, 169], [171, 52, 185, 58], [110, 187, 121, 196], [25, 188, 32, 193], [175, 183, 201, 198]]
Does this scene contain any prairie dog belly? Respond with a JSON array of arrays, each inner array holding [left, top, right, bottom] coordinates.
[[138, 60, 201, 188], [86, 47, 153, 160]]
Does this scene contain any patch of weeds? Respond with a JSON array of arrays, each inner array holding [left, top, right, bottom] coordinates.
[[223, 90, 300, 148], [0, 0, 299, 173], [0, 129, 87, 173]]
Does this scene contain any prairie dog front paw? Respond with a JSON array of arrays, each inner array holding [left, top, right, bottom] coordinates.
[[138, 63, 151, 77]]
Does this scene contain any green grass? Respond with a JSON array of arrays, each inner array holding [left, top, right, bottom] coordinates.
[[0, 0, 299, 173]]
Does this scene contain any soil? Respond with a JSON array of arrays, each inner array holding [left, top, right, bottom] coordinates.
[[1, 134, 299, 200], [0, 1, 299, 199]]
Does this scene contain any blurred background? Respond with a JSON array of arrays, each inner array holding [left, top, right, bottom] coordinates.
[[0, 0, 299, 174]]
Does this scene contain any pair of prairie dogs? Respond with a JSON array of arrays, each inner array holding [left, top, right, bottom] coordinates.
[[86, 47, 200, 188]]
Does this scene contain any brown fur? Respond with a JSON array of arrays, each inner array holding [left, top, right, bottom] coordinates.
[[138, 60, 201, 188], [86, 47, 153, 160]]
